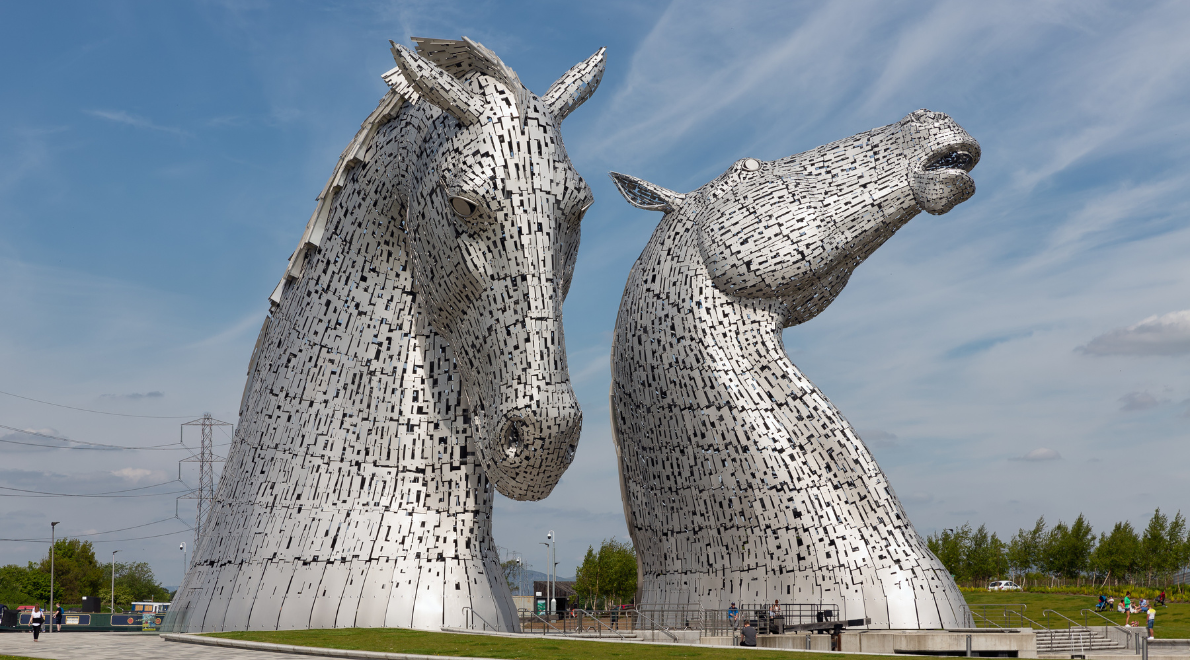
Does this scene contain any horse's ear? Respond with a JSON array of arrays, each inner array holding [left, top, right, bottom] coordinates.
[[390, 41, 484, 126], [542, 48, 606, 123], [609, 172, 684, 213]]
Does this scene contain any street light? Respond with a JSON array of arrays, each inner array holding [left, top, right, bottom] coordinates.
[[546, 530, 555, 616], [111, 550, 119, 614], [50, 522, 59, 634], [179, 542, 187, 597]]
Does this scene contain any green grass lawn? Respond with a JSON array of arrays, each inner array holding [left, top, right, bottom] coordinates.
[[0, 655, 46, 660], [208, 627, 921, 660], [963, 591, 1190, 638]]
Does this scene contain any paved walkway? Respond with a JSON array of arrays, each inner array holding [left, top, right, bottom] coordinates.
[[1, 631, 288, 659]]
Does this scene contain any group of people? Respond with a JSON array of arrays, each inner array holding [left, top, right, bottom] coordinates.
[[728, 599, 785, 647], [22, 604, 64, 641], [1095, 591, 1164, 639]]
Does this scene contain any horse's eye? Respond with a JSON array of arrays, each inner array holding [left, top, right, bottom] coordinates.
[[450, 196, 478, 218]]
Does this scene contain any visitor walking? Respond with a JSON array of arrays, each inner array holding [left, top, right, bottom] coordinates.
[[55, 604, 63, 632], [740, 619, 757, 647], [29, 605, 44, 641], [1147, 608, 1156, 640], [1124, 592, 1132, 626]]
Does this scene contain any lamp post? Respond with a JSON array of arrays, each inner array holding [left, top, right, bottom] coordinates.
[[179, 542, 187, 598], [539, 542, 549, 615], [111, 550, 119, 614], [546, 530, 555, 616], [50, 522, 59, 633]]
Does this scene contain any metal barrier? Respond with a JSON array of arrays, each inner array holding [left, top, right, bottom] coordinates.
[[462, 607, 499, 632], [515, 605, 848, 639], [968, 604, 1027, 629]]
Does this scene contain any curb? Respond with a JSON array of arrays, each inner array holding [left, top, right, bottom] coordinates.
[[159, 633, 500, 660]]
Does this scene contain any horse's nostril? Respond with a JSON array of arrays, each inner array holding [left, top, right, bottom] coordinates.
[[924, 151, 973, 172], [504, 420, 526, 458]]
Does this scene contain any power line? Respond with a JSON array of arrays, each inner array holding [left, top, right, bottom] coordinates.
[[0, 424, 188, 451], [0, 516, 192, 542], [0, 479, 185, 497], [0, 389, 197, 419], [2, 529, 193, 544]]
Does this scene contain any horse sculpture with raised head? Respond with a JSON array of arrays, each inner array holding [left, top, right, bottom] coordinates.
[[608, 110, 979, 628], [165, 37, 605, 633]]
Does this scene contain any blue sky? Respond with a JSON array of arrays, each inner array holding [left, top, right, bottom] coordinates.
[[2, 1, 1189, 587]]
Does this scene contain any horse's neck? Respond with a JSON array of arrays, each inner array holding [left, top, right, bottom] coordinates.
[[626, 212, 806, 401]]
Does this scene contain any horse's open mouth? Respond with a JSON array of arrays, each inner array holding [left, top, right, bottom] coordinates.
[[924, 150, 976, 172]]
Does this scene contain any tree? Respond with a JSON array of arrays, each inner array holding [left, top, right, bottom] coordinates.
[[112, 562, 171, 602], [1167, 511, 1190, 583], [573, 538, 637, 608], [927, 524, 971, 581], [1091, 521, 1140, 584], [500, 554, 527, 595], [1007, 517, 1046, 584], [1043, 514, 1094, 580], [1141, 508, 1170, 584], [36, 538, 105, 604]]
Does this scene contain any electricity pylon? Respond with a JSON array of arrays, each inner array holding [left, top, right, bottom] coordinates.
[[181, 413, 230, 561]]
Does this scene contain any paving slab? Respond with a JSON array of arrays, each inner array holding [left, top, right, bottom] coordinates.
[[0, 631, 285, 660]]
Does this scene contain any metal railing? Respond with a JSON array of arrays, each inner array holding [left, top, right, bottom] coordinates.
[[630, 609, 678, 641], [513, 605, 845, 639], [462, 607, 499, 632], [967, 604, 1027, 629], [574, 609, 627, 639], [1081, 609, 1135, 649], [969, 610, 1005, 629]]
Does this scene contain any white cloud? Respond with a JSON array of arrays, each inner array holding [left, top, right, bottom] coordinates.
[[112, 467, 154, 481], [1078, 310, 1190, 356], [1119, 391, 1162, 412], [1012, 448, 1062, 462], [84, 110, 192, 138]]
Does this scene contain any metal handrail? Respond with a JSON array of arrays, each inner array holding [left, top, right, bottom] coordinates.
[[462, 606, 499, 632], [1043, 609, 1089, 631], [1080, 609, 1133, 647], [968, 604, 1028, 629], [575, 609, 627, 640], [518, 608, 565, 635], [629, 608, 678, 641], [970, 610, 1005, 629]]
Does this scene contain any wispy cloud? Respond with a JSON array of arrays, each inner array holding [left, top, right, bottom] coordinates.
[[100, 391, 165, 400], [85, 109, 192, 137], [1119, 390, 1163, 412], [1078, 310, 1190, 356], [1011, 448, 1062, 462]]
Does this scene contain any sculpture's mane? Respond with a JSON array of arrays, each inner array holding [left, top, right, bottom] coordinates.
[[268, 37, 525, 312]]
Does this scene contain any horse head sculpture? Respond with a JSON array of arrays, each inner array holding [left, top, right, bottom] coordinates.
[[607, 110, 980, 629], [613, 109, 979, 325], [392, 38, 598, 498], [165, 37, 604, 634]]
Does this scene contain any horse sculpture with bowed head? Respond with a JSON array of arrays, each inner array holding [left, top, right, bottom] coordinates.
[[608, 110, 980, 629], [164, 37, 604, 634]]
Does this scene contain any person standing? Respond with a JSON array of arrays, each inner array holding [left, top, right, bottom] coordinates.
[[1124, 592, 1132, 626], [55, 604, 63, 632], [29, 605, 44, 641], [740, 619, 757, 647], [1147, 607, 1156, 640]]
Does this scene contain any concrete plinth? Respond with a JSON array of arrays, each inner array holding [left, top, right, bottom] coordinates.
[[703, 629, 1038, 657]]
